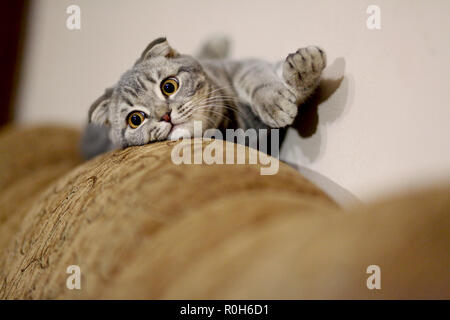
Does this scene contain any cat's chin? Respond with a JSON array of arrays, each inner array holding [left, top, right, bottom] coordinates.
[[167, 123, 193, 141]]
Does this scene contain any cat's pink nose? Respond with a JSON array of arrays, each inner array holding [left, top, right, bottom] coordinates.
[[161, 112, 171, 123]]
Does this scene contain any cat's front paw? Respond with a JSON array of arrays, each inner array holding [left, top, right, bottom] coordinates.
[[252, 83, 298, 128], [283, 46, 326, 90]]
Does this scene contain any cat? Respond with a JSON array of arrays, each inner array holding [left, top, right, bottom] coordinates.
[[80, 36, 326, 159]]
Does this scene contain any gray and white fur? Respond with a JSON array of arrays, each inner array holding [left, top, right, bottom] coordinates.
[[80, 36, 326, 159]]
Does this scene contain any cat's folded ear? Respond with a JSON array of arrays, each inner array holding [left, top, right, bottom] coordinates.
[[139, 37, 179, 61], [88, 87, 114, 126]]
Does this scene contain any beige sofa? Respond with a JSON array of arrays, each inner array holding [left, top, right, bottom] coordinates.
[[0, 126, 448, 299]]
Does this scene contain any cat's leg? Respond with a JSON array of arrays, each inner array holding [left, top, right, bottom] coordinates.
[[279, 46, 326, 103], [231, 60, 299, 128], [232, 47, 326, 128]]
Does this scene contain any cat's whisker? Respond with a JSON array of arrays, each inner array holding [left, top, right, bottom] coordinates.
[[191, 104, 236, 116], [198, 97, 237, 105], [178, 103, 236, 124], [195, 107, 234, 123], [203, 84, 237, 96], [191, 103, 247, 118], [188, 96, 243, 113], [194, 113, 217, 127], [187, 95, 237, 108], [198, 91, 238, 99]]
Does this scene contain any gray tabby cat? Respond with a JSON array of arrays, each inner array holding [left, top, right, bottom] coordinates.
[[81, 37, 326, 159]]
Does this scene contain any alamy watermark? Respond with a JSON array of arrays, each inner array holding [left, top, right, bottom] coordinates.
[[366, 265, 381, 290], [366, 5, 381, 30], [66, 265, 81, 290], [66, 5, 81, 30], [170, 121, 280, 175]]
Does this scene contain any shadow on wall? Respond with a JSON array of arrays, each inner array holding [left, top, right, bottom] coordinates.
[[287, 57, 354, 162]]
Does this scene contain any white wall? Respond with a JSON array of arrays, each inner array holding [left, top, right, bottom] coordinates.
[[16, 0, 450, 201]]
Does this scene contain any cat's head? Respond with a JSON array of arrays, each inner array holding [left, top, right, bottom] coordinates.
[[89, 37, 225, 147]]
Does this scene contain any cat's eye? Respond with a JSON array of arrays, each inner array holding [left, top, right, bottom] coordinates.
[[160, 77, 179, 96], [127, 111, 146, 129]]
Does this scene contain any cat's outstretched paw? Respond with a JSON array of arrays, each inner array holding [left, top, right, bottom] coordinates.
[[282, 46, 326, 92], [252, 83, 298, 128]]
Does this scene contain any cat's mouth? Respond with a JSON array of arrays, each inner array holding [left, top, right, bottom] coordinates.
[[169, 123, 184, 134], [167, 122, 191, 140]]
